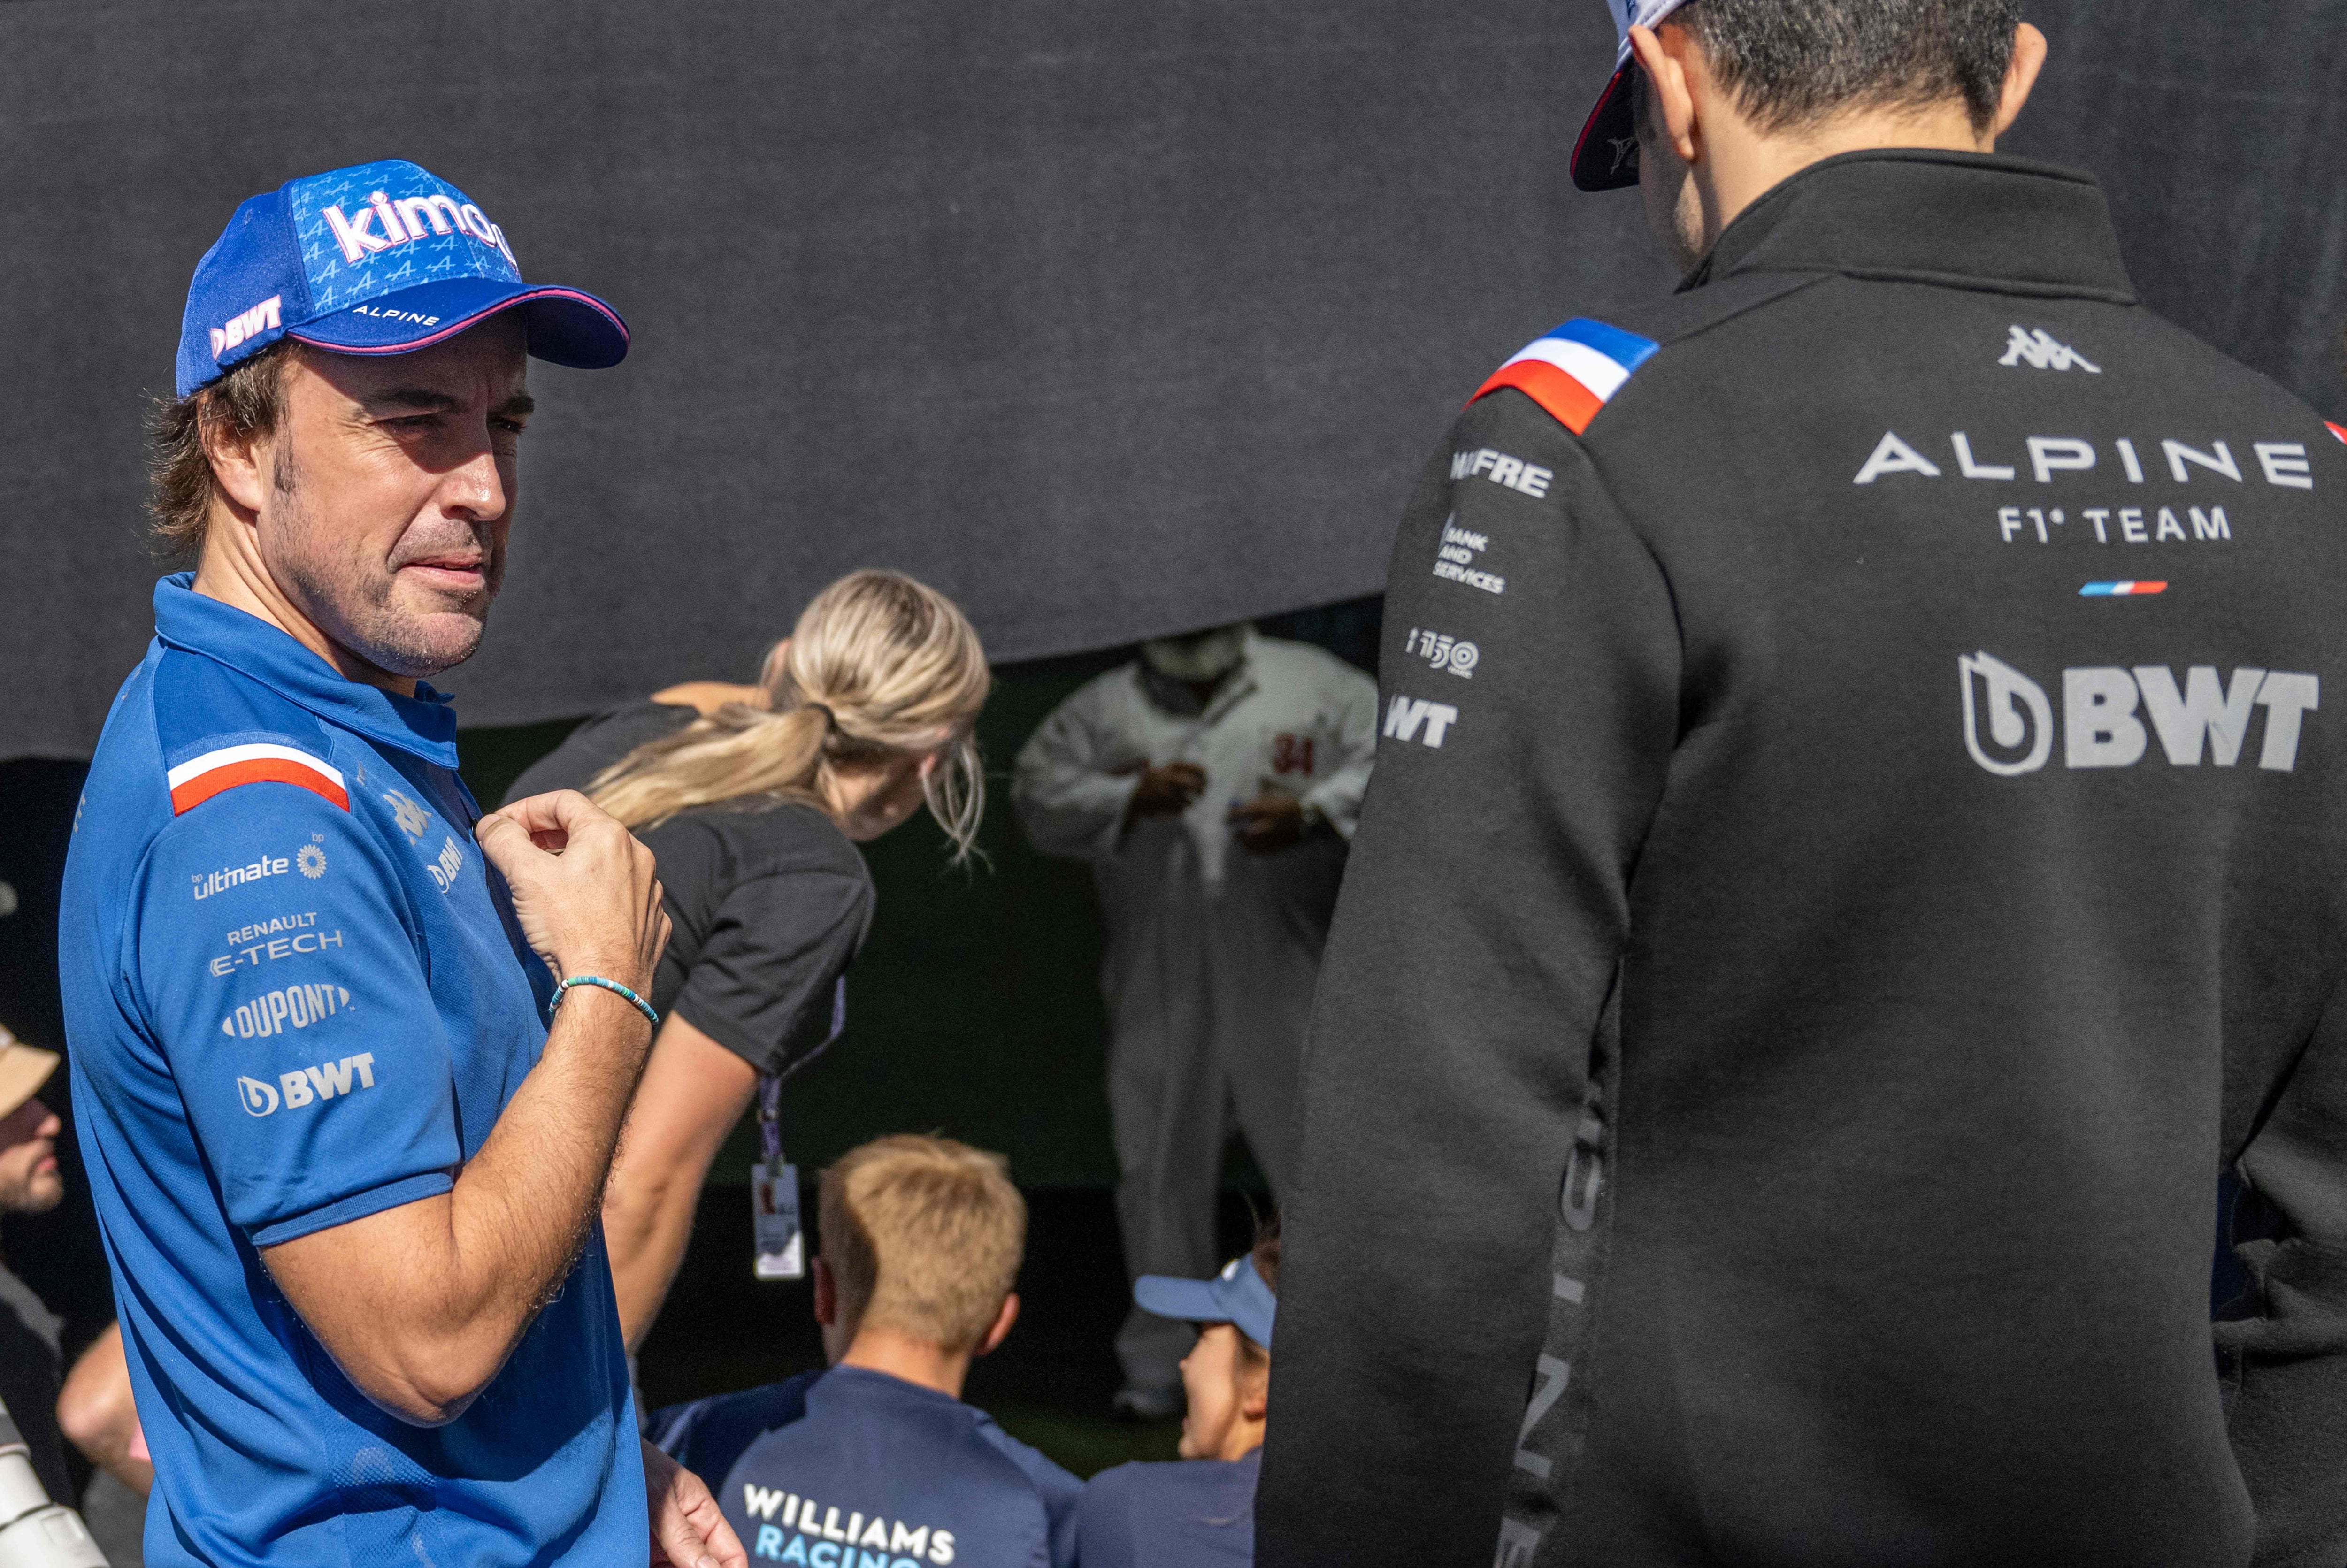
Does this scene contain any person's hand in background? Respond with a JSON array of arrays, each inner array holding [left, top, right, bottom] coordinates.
[[1232, 789, 1308, 855], [1125, 762, 1208, 822]]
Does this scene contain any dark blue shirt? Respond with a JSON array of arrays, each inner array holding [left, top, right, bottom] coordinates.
[[1075, 1451, 1259, 1568], [649, 1372, 818, 1494], [717, 1366, 1080, 1568], [59, 577, 642, 1567]]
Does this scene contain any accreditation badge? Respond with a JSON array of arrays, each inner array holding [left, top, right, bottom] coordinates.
[[751, 1159, 803, 1280], [750, 1071, 803, 1279]]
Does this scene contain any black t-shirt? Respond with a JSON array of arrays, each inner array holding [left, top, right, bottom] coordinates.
[[507, 701, 874, 1078]]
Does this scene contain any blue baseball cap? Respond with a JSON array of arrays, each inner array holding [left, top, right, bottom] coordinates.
[[175, 158, 628, 398], [1135, 1254, 1277, 1350]]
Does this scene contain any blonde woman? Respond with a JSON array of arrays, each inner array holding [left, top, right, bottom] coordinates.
[[506, 569, 990, 1352]]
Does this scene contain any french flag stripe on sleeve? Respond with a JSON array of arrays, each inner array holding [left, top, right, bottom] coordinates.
[[1471, 318, 1661, 435], [167, 744, 349, 815], [2327, 421, 2346, 445]]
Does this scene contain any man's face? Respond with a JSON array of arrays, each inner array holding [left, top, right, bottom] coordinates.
[[0, 1095, 64, 1215], [251, 317, 533, 681]]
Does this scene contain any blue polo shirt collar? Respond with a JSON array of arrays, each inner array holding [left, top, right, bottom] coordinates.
[[152, 573, 460, 769]]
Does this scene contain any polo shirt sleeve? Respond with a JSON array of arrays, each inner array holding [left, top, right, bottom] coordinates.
[[671, 869, 871, 1078], [127, 781, 460, 1247], [1071, 1466, 1141, 1568]]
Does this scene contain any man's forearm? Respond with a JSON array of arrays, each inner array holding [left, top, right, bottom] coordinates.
[[264, 983, 653, 1423]]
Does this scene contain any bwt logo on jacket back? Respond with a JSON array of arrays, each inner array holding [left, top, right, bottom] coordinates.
[[1960, 652, 2318, 776]]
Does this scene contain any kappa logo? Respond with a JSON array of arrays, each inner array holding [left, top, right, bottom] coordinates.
[[209, 295, 282, 361], [1959, 651, 2319, 776], [321, 189, 516, 268], [1383, 695, 1460, 749], [384, 789, 431, 841], [236, 1053, 375, 1117], [1999, 326, 2101, 374]]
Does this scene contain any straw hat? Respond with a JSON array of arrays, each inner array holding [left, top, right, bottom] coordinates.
[[0, 1022, 60, 1121]]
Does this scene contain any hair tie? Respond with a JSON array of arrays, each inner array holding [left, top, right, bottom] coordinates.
[[804, 702, 836, 731]]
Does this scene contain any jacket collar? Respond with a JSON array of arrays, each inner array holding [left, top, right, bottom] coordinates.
[[1684, 149, 2136, 303], [152, 573, 461, 768]]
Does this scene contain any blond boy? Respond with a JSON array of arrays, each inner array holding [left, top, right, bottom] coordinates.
[[698, 1137, 1079, 1568]]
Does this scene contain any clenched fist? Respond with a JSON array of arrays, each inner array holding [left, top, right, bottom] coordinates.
[[477, 790, 669, 998]]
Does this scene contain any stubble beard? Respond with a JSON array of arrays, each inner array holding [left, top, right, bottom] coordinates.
[[268, 441, 503, 681]]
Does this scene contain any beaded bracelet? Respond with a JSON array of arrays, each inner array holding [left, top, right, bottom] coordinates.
[[553, 975, 660, 1029]]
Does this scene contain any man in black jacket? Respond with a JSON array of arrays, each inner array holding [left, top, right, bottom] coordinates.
[[1257, 3, 2347, 1565]]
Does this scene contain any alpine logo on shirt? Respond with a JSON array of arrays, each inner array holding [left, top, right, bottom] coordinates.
[[738, 1484, 956, 1565], [1959, 651, 2319, 775]]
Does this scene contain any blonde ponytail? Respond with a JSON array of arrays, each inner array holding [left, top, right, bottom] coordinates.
[[585, 570, 992, 861]]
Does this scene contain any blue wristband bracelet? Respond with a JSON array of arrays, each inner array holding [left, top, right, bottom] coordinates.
[[554, 975, 660, 1029]]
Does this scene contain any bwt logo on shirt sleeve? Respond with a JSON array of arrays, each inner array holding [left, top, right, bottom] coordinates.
[[235, 1053, 376, 1117], [1960, 651, 2319, 776]]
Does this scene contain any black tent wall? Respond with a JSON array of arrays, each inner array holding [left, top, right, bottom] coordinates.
[[0, 0, 2339, 757]]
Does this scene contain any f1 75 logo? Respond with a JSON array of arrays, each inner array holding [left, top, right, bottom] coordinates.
[[1961, 652, 2318, 775]]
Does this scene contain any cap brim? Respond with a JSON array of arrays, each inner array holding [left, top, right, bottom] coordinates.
[[1570, 64, 1643, 192], [1134, 1274, 1227, 1326], [291, 276, 629, 370], [0, 1044, 60, 1121]]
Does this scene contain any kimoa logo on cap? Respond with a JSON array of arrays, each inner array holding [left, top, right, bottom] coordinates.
[[322, 188, 515, 268], [211, 295, 283, 362]]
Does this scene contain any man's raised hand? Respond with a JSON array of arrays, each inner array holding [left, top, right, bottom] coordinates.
[[478, 790, 668, 995]]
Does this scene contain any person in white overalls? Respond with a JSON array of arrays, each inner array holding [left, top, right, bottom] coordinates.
[[1012, 625, 1377, 1415]]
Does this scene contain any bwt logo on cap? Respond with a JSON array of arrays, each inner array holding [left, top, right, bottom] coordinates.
[[174, 156, 629, 398]]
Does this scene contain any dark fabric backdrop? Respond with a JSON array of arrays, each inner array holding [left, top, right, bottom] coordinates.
[[0, 0, 2340, 757]]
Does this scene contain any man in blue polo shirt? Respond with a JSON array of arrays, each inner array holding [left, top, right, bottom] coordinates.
[[58, 159, 745, 1568]]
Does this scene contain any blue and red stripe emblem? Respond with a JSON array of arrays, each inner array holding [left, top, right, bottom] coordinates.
[[2328, 421, 2346, 445], [2079, 581, 2168, 597], [167, 744, 348, 815], [1471, 318, 1661, 435]]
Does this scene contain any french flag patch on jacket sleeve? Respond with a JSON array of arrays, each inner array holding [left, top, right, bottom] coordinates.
[[1472, 318, 1660, 435], [168, 743, 349, 815]]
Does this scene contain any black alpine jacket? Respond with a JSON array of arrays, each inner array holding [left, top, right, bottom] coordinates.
[[1257, 152, 2347, 1568]]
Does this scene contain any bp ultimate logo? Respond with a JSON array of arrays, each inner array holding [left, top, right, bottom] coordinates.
[[1961, 652, 2318, 775]]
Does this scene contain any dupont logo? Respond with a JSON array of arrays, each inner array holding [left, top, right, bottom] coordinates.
[[209, 295, 282, 361], [322, 189, 514, 266], [235, 1053, 376, 1117], [1960, 652, 2318, 776]]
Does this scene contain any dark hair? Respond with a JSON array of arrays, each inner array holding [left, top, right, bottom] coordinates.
[[1670, 0, 2023, 135], [1239, 1217, 1281, 1367], [147, 342, 295, 557]]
